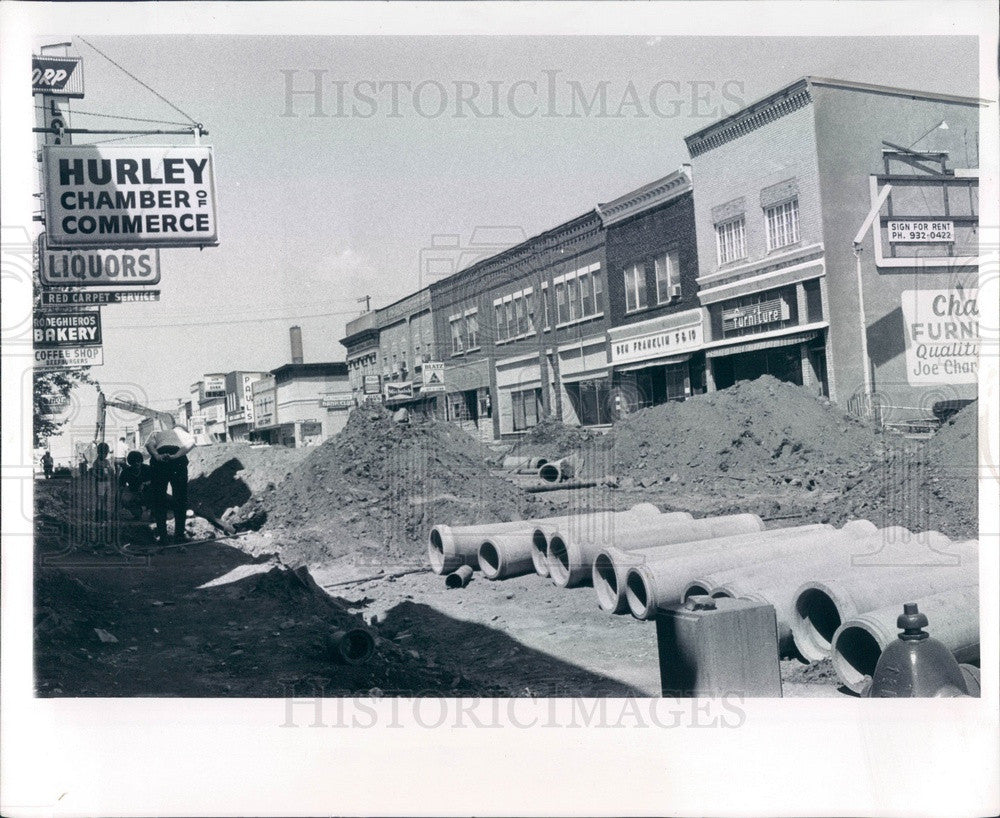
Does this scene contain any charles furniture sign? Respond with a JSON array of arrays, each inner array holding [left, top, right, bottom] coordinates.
[[901, 288, 978, 385], [43, 145, 219, 248]]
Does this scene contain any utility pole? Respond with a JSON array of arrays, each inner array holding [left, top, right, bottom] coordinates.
[[358, 295, 371, 313]]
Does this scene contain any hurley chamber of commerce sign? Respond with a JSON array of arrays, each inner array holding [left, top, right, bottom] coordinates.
[[42, 145, 219, 249]]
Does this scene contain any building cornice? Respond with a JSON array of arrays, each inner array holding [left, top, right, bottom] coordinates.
[[596, 168, 692, 227]]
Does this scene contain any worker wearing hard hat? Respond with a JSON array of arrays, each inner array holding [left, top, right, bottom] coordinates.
[[146, 424, 196, 544]]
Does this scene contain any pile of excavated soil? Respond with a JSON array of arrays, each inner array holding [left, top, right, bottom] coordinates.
[[508, 417, 607, 462], [246, 406, 538, 567], [608, 375, 881, 495], [836, 401, 979, 539], [186, 443, 310, 517]]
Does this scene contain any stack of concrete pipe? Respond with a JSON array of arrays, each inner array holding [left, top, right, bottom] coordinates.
[[827, 584, 979, 694], [788, 537, 978, 661], [619, 520, 879, 622], [427, 502, 664, 577], [547, 512, 767, 589]]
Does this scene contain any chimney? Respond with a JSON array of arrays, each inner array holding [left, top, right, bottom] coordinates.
[[289, 325, 304, 364]]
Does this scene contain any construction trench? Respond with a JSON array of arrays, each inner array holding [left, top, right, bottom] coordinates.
[[33, 376, 981, 698]]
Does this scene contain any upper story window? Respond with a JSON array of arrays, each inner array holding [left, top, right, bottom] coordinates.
[[765, 199, 800, 252], [655, 250, 680, 304], [493, 288, 535, 344], [466, 310, 479, 349], [715, 217, 747, 265], [449, 315, 465, 355], [541, 284, 551, 329], [623, 262, 648, 313], [554, 263, 603, 326]]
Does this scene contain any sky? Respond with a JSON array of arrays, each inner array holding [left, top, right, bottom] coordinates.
[[37, 34, 979, 456]]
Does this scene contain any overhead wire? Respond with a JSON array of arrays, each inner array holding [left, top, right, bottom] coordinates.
[[76, 35, 200, 126], [34, 105, 192, 127]]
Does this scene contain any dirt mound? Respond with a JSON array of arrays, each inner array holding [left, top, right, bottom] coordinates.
[[251, 406, 536, 566], [836, 401, 979, 539], [609, 375, 880, 494], [508, 417, 605, 461], [186, 443, 310, 517]]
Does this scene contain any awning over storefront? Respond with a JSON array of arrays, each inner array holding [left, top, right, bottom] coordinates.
[[705, 331, 819, 359], [614, 353, 692, 373], [560, 368, 610, 384]]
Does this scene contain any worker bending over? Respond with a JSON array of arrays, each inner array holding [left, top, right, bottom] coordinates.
[[146, 424, 196, 544], [118, 450, 153, 520]]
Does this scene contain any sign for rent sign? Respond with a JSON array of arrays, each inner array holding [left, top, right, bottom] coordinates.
[[43, 145, 219, 248]]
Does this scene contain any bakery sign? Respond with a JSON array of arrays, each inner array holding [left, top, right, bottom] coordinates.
[[722, 296, 791, 335]]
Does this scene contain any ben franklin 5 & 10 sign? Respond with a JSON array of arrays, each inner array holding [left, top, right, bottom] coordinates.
[[43, 145, 219, 248]]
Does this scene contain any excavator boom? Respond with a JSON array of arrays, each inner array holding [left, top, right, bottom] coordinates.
[[95, 389, 176, 444]]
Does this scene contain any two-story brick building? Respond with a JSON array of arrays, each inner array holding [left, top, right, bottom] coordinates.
[[684, 76, 980, 419], [598, 167, 706, 413], [429, 207, 611, 439]]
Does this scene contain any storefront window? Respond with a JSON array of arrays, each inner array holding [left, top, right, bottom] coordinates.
[[511, 387, 542, 431], [624, 263, 648, 313], [565, 378, 612, 426]]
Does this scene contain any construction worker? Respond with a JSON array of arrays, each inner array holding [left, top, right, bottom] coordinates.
[[41, 451, 54, 479], [146, 424, 196, 544], [91, 441, 114, 536], [113, 436, 129, 475], [118, 450, 153, 520]]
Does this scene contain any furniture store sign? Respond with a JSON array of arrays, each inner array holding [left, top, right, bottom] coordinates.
[[43, 145, 219, 248], [901, 288, 978, 384], [722, 296, 791, 335], [609, 309, 704, 366]]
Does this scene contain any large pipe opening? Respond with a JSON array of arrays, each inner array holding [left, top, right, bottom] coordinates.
[[832, 625, 882, 692], [479, 541, 501, 578], [592, 553, 618, 611], [329, 628, 375, 665], [625, 569, 652, 619], [539, 463, 560, 483], [547, 535, 570, 585], [795, 587, 842, 658], [531, 528, 550, 576], [683, 583, 711, 600], [428, 529, 445, 573]]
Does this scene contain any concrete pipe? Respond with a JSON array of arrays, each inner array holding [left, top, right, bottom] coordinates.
[[829, 585, 979, 694], [549, 512, 764, 589], [445, 565, 474, 589], [428, 519, 535, 574], [502, 455, 548, 470], [623, 522, 869, 620], [685, 523, 893, 601], [529, 503, 667, 578], [479, 532, 537, 581], [538, 457, 578, 483], [326, 628, 376, 665], [594, 524, 834, 615], [790, 539, 978, 661]]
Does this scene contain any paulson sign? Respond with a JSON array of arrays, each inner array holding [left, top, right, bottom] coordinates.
[[43, 145, 219, 248], [901, 288, 978, 385]]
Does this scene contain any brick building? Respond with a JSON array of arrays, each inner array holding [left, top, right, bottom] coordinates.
[[597, 167, 707, 412]]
